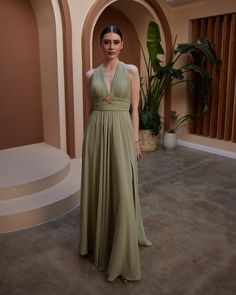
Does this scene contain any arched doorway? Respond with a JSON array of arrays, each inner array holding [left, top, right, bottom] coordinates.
[[81, 0, 172, 126], [32, 0, 75, 158], [57, 0, 75, 158], [0, 0, 75, 157]]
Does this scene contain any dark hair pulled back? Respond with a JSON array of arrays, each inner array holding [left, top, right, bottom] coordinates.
[[100, 25, 123, 41]]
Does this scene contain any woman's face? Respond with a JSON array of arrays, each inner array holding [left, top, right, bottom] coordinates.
[[100, 32, 123, 60]]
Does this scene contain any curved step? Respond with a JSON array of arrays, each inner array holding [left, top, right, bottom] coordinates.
[[0, 159, 81, 234], [0, 143, 70, 200]]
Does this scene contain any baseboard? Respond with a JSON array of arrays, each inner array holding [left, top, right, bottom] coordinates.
[[177, 140, 236, 159]]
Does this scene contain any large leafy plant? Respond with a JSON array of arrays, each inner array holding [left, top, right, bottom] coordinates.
[[139, 21, 220, 135]]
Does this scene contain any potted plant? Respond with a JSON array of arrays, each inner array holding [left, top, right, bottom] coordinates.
[[162, 111, 197, 150], [138, 22, 164, 151], [138, 21, 220, 152], [139, 66, 162, 152]]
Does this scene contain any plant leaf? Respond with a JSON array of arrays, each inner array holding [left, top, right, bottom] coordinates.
[[147, 21, 164, 72], [139, 110, 161, 135]]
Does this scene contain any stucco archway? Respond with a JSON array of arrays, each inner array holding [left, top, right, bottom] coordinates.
[[58, 0, 75, 158], [31, 0, 75, 158], [0, 0, 74, 157], [81, 0, 172, 126]]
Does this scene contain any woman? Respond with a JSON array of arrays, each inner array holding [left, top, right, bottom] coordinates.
[[79, 26, 151, 284]]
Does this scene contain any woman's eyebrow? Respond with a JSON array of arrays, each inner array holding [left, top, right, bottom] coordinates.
[[103, 38, 121, 41]]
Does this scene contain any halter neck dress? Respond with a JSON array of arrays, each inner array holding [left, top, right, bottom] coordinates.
[[79, 61, 151, 282]]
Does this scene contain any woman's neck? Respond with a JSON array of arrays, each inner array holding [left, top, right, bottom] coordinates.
[[103, 58, 120, 69]]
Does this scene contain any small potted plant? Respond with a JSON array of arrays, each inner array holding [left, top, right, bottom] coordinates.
[[163, 111, 197, 150]]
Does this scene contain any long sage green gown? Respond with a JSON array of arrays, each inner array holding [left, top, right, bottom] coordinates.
[[79, 61, 151, 282]]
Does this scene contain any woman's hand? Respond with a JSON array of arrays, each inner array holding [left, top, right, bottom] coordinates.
[[135, 142, 142, 160]]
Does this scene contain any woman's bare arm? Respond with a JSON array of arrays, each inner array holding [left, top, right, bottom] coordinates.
[[127, 64, 142, 160], [84, 69, 94, 128]]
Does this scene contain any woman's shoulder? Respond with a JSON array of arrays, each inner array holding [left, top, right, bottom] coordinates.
[[85, 68, 96, 81], [124, 63, 139, 75], [85, 64, 103, 81], [122, 63, 139, 79]]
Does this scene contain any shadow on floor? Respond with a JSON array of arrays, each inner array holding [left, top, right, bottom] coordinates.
[[1, 146, 236, 295]]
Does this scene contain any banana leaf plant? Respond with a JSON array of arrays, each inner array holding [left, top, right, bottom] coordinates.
[[139, 20, 221, 135]]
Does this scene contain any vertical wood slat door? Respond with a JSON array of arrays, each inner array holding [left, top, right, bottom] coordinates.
[[191, 13, 236, 144]]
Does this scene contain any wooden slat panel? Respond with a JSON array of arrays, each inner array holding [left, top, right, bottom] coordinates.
[[200, 17, 208, 37], [209, 16, 222, 138], [192, 19, 201, 40], [203, 17, 215, 136], [217, 15, 231, 139], [191, 13, 236, 143], [190, 19, 201, 134], [232, 91, 236, 141], [197, 18, 208, 135], [228, 14, 236, 142], [224, 14, 236, 140]]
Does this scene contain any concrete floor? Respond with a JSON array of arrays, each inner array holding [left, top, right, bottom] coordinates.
[[1, 146, 236, 295]]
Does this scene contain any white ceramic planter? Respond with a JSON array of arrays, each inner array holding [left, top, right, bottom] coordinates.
[[163, 132, 177, 150], [139, 129, 158, 152]]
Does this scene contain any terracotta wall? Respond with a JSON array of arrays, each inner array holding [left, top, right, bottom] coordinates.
[[93, 7, 140, 69], [0, 0, 43, 150]]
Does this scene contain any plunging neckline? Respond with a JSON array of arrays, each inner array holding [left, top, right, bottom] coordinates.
[[102, 61, 120, 96]]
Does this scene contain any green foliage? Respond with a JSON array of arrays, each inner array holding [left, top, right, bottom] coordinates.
[[147, 21, 164, 72], [139, 110, 161, 134], [139, 20, 221, 134], [165, 111, 198, 133]]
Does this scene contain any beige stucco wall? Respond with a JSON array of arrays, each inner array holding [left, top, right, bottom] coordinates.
[[67, 0, 94, 158], [31, 0, 67, 152], [67, 0, 236, 157]]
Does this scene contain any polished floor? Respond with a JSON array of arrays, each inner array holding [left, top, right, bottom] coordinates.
[[1, 146, 236, 295]]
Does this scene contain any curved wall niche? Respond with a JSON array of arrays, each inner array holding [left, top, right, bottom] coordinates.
[[81, 0, 172, 126], [0, 0, 43, 150], [93, 6, 140, 69], [31, 0, 67, 153], [0, 0, 73, 155]]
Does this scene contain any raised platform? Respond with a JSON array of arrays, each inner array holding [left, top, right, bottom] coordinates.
[[0, 143, 81, 234]]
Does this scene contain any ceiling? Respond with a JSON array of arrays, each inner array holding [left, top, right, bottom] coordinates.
[[165, 0, 202, 6]]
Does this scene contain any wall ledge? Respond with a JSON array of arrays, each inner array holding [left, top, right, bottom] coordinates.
[[178, 140, 236, 159]]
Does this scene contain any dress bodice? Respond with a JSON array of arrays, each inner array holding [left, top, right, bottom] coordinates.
[[91, 61, 131, 111]]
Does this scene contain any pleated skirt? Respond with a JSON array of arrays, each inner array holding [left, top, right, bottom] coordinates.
[[79, 110, 151, 281]]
